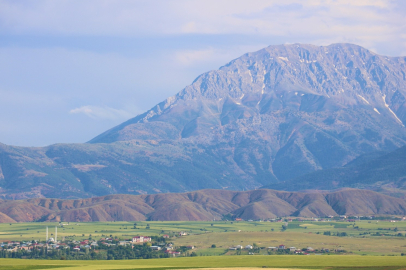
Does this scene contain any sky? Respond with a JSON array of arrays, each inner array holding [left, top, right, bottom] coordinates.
[[0, 0, 405, 147]]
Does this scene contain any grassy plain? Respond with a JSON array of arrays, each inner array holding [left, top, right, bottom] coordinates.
[[2, 255, 406, 270], [1, 220, 404, 240], [1, 220, 406, 256]]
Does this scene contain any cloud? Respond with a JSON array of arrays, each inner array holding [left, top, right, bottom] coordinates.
[[174, 48, 216, 66], [0, 1, 397, 34], [0, 1, 404, 56], [173, 45, 268, 67], [69, 105, 133, 120]]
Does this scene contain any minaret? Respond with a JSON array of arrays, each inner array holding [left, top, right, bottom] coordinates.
[[55, 226, 57, 243], [46, 226, 48, 242]]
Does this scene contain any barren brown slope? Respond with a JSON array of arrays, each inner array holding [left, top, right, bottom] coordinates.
[[143, 191, 239, 221], [325, 189, 406, 215], [0, 189, 405, 222], [275, 192, 337, 217], [0, 212, 15, 223], [0, 200, 53, 222]]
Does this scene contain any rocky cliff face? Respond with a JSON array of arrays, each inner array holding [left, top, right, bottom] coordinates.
[[1, 43, 406, 199], [90, 43, 406, 180]]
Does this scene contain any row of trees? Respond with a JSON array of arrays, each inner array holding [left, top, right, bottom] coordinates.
[[0, 241, 172, 260]]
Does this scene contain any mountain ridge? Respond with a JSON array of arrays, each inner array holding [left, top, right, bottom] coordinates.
[[0, 188, 405, 222]]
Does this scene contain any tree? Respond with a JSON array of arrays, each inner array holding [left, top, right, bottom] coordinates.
[[211, 244, 216, 248]]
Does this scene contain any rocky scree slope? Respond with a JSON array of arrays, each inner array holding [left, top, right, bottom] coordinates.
[[1, 43, 406, 199], [0, 189, 405, 222]]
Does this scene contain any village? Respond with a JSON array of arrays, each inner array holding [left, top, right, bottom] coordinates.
[[0, 226, 348, 260], [1, 216, 405, 260], [0, 230, 193, 259]]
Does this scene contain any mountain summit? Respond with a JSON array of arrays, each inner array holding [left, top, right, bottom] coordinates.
[[90, 43, 406, 179], [1, 43, 406, 199], [93, 44, 406, 143]]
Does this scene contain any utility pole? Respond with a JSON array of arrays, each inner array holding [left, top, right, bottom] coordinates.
[[46, 226, 48, 242], [55, 226, 57, 243]]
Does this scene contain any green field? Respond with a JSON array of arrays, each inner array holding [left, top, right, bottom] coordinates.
[[1, 220, 406, 261], [2, 255, 406, 270], [1, 220, 404, 241]]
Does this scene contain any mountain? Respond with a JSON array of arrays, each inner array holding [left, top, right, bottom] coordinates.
[[1, 43, 406, 199], [0, 189, 405, 222], [264, 145, 406, 197]]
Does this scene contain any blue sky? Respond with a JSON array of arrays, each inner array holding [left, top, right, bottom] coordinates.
[[0, 0, 405, 146]]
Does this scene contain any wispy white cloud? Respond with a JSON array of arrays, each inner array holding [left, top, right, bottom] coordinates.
[[174, 48, 217, 66], [69, 105, 132, 120], [173, 44, 269, 67]]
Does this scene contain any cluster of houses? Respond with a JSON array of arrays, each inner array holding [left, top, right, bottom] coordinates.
[[0, 236, 158, 253], [234, 218, 324, 222], [266, 245, 320, 254], [0, 230, 190, 255], [0, 241, 33, 252], [234, 216, 406, 222], [0, 239, 99, 252], [228, 244, 329, 254], [109, 235, 191, 256], [148, 244, 187, 256], [71, 239, 98, 251]]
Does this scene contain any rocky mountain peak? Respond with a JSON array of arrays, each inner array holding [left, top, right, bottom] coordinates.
[[91, 43, 406, 144], [2, 43, 405, 199], [178, 43, 405, 109]]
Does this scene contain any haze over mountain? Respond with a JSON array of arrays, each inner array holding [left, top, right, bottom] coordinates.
[[1, 43, 406, 199], [0, 189, 404, 223], [265, 145, 406, 197]]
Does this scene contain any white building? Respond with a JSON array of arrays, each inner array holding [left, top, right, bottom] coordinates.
[[132, 236, 152, 243]]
